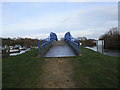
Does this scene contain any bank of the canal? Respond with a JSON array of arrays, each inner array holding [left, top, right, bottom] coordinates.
[[72, 47, 119, 88], [2, 47, 119, 88]]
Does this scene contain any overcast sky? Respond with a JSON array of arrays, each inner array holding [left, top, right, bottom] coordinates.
[[2, 2, 118, 40]]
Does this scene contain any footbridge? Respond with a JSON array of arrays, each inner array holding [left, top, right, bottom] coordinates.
[[38, 32, 81, 57]]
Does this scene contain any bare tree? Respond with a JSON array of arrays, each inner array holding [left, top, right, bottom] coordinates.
[[99, 27, 119, 49]]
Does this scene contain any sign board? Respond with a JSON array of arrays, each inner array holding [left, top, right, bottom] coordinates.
[[97, 40, 104, 53]]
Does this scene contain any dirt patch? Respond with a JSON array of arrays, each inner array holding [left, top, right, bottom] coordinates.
[[37, 58, 76, 88], [53, 41, 66, 46]]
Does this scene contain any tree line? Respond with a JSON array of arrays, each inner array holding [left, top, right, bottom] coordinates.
[[2, 38, 41, 48], [99, 27, 119, 49], [2, 27, 119, 50], [77, 37, 96, 47]]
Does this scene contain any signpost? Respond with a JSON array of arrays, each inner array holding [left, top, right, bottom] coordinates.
[[97, 40, 104, 54]]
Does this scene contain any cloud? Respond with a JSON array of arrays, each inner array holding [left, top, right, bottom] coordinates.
[[2, 2, 118, 40], [68, 0, 119, 2], [1, 0, 119, 2], [23, 30, 93, 40]]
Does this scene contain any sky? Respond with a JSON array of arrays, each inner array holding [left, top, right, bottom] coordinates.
[[1, 2, 118, 40]]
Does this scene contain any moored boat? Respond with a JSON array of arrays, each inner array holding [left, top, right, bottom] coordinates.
[[9, 49, 20, 53], [9, 46, 20, 53], [19, 47, 27, 50]]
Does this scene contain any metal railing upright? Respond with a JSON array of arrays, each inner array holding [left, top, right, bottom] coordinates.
[[38, 32, 58, 55], [64, 32, 81, 55]]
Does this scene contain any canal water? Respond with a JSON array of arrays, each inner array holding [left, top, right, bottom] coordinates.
[[85, 46, 120, 57], [44, 42, 76, 57]]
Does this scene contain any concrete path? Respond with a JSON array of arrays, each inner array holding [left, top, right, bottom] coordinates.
[[36, 41, 77, 88], [44, 41, 76, 57]]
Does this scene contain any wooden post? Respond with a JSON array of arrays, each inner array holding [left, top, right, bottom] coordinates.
[[38, 40, 41, 54], [97, 40, 99, 52], [78, 40, 81, 53], [102, 40, 104, 54]]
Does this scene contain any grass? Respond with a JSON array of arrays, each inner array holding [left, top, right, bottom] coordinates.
[[2, 49, 44, 88], [72, 47, 119, 88], [2, 47, 119, 88]]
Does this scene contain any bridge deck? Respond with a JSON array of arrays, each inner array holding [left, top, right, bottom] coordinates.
[[44, 41, 76, 57]]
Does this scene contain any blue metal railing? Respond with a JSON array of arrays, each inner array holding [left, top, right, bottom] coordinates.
[[38, 32, 58, 54], [64, 32, 80, 54]]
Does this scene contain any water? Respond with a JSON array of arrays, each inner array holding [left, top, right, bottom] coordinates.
[[85, 46, 120, 57], [85, 46, 97, 52], [44, 45, 76, 57], [103, 49, 120, 57]]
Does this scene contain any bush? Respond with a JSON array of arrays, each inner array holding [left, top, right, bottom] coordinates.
[[99, 27, 120, 49], [81, 39, 96, 47]]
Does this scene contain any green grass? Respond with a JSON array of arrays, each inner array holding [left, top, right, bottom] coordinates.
[[72, 47, 119, 88], [3, 49, 44, 88], [3, 47, 119, 88]]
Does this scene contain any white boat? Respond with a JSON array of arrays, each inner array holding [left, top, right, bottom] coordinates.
[[19, 47, 27, 50], [9, 49, 20, 53]]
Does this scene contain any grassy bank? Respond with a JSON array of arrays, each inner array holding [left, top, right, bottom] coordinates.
[[3, 49, 44, 88], [3, 47, 119, 88], [72, 47, 119, 88]]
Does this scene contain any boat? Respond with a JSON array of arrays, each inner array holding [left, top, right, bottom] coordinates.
[[19, 47, 27, 50], [9, 46, 20, 53], [9, 49, 20, 53]]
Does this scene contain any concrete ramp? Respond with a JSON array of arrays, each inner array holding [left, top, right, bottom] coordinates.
[[44, 41, 76, 57]]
